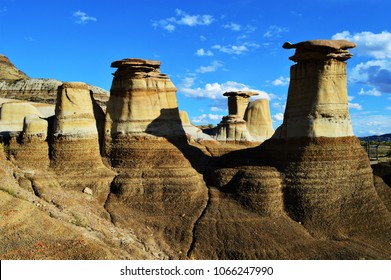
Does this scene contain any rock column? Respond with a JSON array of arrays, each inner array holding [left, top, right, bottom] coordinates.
[[104, 58, 208, 258], [51, 82, 112, 203], [244, 99, 274, 142], [216, 91, 257, 142], [262, 40, 391, 239]]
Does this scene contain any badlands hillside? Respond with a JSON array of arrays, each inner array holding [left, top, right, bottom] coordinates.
[[0, 41, 391, 260]]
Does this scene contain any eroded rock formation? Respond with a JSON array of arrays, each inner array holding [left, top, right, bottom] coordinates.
[[261, 40, 391, 241], [104, 59, 208, 257], [187, 39, 391, 259], [0, 54, 109, 107], [244, 98, 275, 141], [1, 45, 390, 260], [216, 91, 257, 142]]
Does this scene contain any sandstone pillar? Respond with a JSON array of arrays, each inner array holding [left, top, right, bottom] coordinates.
[[215, 91, 257, 142], [104, 58, 208, 257], [274, 40, 355, 139], [261, 40, 391, 239], [244, 98, 274, 141]]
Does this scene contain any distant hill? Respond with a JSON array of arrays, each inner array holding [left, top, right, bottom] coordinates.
[[0, 54, 29, 81], [0, 53, 109, 106], [358, 133, 391, 142]]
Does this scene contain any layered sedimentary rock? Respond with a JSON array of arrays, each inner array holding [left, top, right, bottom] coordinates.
[[188, 39, 391, 259], [0, 102, 42, 133], [51, 82, 113, 203], [244, 99, 274, 141], [273, 40, 355, 138], [261, 40, 391, 240], [0, 79, 109, 107], [0, 54, 109, 106], [216, 91, 256, 142], [0, 54, 29, 81], [104, 59, 208, 257]]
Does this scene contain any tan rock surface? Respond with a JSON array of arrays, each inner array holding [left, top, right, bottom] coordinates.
[[215, 91, 256, 142], [274, 40, 354, 139], [104, 58, 209, 258], [244, 99, 275, 141], [0, 54, 29, 81], [224, 91, 258, 119], [0, 102, 42, 133]]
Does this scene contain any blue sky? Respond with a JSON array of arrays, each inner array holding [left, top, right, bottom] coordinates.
[[0, 0, 390, 136]]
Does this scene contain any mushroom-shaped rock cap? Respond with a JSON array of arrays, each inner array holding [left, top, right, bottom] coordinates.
[[111, 58, 161, 68], [283, 39, 356, 62], [59, 82, 89, 90], [223, 91, 259, 98]]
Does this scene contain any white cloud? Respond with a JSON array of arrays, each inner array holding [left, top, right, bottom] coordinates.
[[264, 25, 288, 38], [200, 35, 207, 41], [348, 102, 363, 110], [332, 31, 391, 59], [386, 106, 391, 110], [349, 59, 391, 93], [351, 114, 391, 136], [272, 76, 290, 86], [175, 9, 214, 26], [348, 95, 355, 101], [223, 22, 241, 31], [212, 42, 259, 55], [192, 113, 223, 124], [153, 9, 214, 31], [358, 88, 382, 96], [180, 80, 270, 100], [273, 113, 284, 121], [180, 77, 196, 88], [195, 48, 214, 56], [210, 106, 225, 112], [73, 10, 97, 24], [196, 60, 222, 73]]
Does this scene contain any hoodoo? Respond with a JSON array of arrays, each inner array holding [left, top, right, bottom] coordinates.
[[244, 98, 274, 142], [104, 59, 208, 257], [263, 40, 391, 240], [216, 91, 257, 142]]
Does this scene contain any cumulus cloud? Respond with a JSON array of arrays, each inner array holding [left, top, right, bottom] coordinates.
[[349, 59, 391, 93], [73, 10, 97, 24], [263, 25, 288, 38], [212, 42, 259, 55], [153, 9, 214, 31], [350, 114, 391, 136], [180, 80, 270, 100], [195, 48, 214, 56], [273, 113, 284, 121], [210, 106, 225, 112], [196, 60, 222, 73], [332, 31, 391, 59], [272, 76, 290, 86], [358, 88, 382, 96], [223, 22, 241, 31], [192, 113, 223, 124], [348, 102, 363, 110]]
